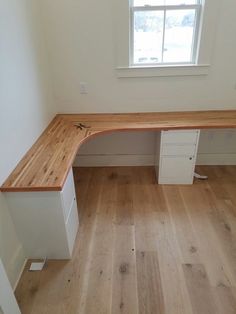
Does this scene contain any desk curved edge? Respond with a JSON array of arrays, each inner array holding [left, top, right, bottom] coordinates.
[[1, 110, 236, 192]]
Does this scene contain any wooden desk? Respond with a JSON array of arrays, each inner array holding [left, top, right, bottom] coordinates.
[[1, 110, 236, 259], [1, 110, 236, 192]]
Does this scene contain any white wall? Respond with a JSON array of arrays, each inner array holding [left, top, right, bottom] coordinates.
[[40, 0, 236, 165], [0, 0, 54, 287], [197, 129, 236, 165], [0, 259, 20, 314], [75, 131, 157, 166], [74, 129, 236, 167], [0, 0, 235, 291], [40, 0, 236, 113]]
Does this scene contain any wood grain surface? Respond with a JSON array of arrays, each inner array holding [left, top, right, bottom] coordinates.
[[1, 110, 236, 192], [15, 166, 236, 314]]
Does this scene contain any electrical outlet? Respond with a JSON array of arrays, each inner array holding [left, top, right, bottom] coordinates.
[[80, 82, 88, 94]]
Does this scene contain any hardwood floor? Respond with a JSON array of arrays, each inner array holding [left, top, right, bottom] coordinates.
[[15, 166, 236, 314]]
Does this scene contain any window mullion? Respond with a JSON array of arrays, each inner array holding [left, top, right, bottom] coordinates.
[[130, 7, 135, 65], [132, 4, 199, 11], [131, 2, 202, 66], [191, 6, 201, 63], [161, 9, 166, 63]]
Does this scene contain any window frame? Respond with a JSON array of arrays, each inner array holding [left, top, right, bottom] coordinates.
[[114, 0, 220, 78], [130, 0, 202, 66]]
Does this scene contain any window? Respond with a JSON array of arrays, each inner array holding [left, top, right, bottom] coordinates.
[[130, 0, 202, 66], [115, 0, 218, 77]]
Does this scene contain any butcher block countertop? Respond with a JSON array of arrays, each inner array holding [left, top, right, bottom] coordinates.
[[1, 110, 236, 192]]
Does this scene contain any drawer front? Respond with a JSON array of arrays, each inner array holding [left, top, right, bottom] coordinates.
[[161, 144, 196, 156], [159, 155, 195, 184], [61, 168, 76, 221], [161, 130, 199, 144], [66, 199, 79, 255]]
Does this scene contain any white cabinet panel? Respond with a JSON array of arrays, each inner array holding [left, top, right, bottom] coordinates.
[[156, 130, 200, 184], [61, 168, 76, 221], [66, 199, 79, 255], [162, 130, 199, 144], [159, 156, 195, 184], [5, 167, 79, 259], [6, 191, 70, 259], [161, 144, 196, 156]]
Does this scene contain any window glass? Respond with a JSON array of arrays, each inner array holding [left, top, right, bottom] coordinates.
[[133, 0, 165, 5], [133, 11, 164, 64], [131, 0, 200, 65], [133, 0, 198, 6], [163, 9, 196, 63], [165, 0, 198, 4]]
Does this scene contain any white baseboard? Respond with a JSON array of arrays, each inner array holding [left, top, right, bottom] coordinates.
[[5, 244, 26, 290], [196, 153, 236, 165], [13, 258, 27, 291], [74, 153, 236, 167], [74, 154, 155, 167]]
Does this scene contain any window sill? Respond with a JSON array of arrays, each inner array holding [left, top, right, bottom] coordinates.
[[116, 64, 210, 78]]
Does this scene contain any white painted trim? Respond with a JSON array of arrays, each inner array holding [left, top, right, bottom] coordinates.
[[5, 244, 26, 289], [196, 153, 236, 165], [74, 153, 236, 167], [132, 4, 200, 11], [115, 0, 220, 71], [130, 4, 201, 65], [13, 259, 27, 291], [116, 64, 210, 78], [74, 154, 155, 167], [0, 260, 21, 314]]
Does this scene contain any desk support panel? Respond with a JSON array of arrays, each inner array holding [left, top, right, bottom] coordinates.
[[5, 168, 79, 259], [156, 130, 200, 184]]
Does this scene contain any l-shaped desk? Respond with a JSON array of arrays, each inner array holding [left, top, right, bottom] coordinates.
[[1, 110, 236, 259]]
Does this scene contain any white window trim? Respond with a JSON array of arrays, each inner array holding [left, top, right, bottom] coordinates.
[[130, 3, 202, 66], [114, 0, 220, 78], [116, 63, 210, 78]]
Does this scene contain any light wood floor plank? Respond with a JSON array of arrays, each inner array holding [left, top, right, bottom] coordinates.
[[214, 286, 236, 314], [79, 168, 116, 314], [163, 186, 200, 264], [136, 251, 165, 314], [183, 263, 219, 314], [203, 183, 236, 285], [180, 184, 234, 287], [153, 207, 193, 314], [15, 260, 42, 314], [15, 166, 236, 314], [134, 169, 193, 314], [111, 225, 138, 314], [132, 168, 159, 252], [115, 167, 134, 226]]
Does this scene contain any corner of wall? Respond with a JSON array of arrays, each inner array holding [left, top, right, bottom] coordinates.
[[8, 245, 26, 290]]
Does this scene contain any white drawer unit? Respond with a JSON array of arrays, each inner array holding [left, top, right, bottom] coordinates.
[[66, 199, 79, 254], [156, 130, 200, 185], [5, 167, 79, 259], [161, 144, 196, 156], [61, 168, 77, 221], [161, 130, 199, 144]]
